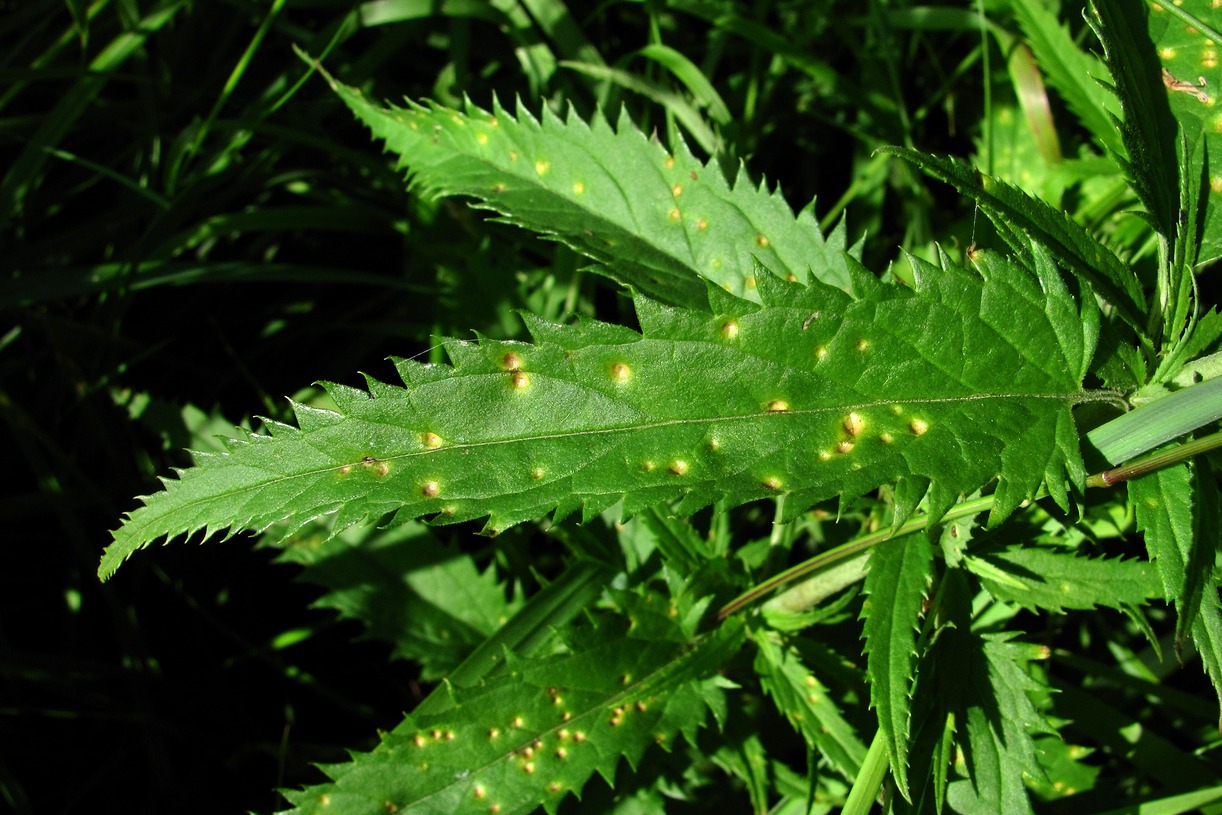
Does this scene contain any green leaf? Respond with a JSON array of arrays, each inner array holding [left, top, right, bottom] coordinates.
[[100, 254, 1096, 579], [967, 546, 1163, 614], [880, 147, 1145, 333], [752, 627, 868, 780], [861, 531, 933, 799], [1090, 0, 1181, 242], [275, 522, 522, 681], [306, 54, 854, 308], [280, 617, 745, 815], [1146, 0, 1222, 266], [943, 635, 1050, 815], [1131, 460, 1199, 639]]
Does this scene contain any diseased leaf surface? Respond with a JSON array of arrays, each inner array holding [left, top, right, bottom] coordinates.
[[312, 58, 855, 308], [101, 256, 1095, 579], [281, 619, 745, 815]]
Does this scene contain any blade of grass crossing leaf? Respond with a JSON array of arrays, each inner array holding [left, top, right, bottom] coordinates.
[[862, 531, 933, 800], [1087, 376, 1222, 466], [635, 44, 732, 125], [558, 61, 719, 155], [1091, 785, 1222, 815]]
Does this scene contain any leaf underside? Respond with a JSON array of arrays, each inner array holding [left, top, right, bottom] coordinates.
[[101, 252, 1095, 580]]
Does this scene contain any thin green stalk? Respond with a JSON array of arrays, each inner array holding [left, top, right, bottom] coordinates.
[[1088, 429, 1222, 487], [723, 428, 1222, 620], [718, 495, 994, 620], [843, 729, 890, 815]]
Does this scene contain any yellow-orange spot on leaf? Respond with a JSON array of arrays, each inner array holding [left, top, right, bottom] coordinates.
[[489, 806, 501, 815], [509, 150, 518, 161], [338, 465, 352, 476], [767, 400, 790, 413], [572, 180, 585, 194], [558, 729, 570, 740], [843, 412, 864, 437], [672, 183, 683, 197], [745, 276, 756, 289], [856, 338, 870, 351], [665, 156, 675, 169], [413, 734, 426, 747], [818, 451, 832, 462], [489, 116, 499, 126], [815, 346, 828, 361], [1212, 176, 1222, 193], [510, 371, 530, 389], [1159, 47, 1176, 59], [721, 320, 739, 339], [530, 467, 544, 481], [523, 762, 536, 774], [635, 701, 647, 712], [890, 404, 904, 415], [910, 419, 929, 436], [762, 476, 782, 490], [493, 182, 506, 193], [556, 748, 568, 759], [548, 782, 562, 793], [512, 716, 525, 728], [444, 730, 455, 740], [535, 159, 550, 176], [610, 362, 631, 383], [669, 208, 681, 221], [372, 461, 390, 477], [880, 432, 894, 444], [696, 217, 708, 230], [422, 432, 442, 448], [477, 132, 488, 145], [711, 258, 723, 270], [421, 481, 440, 498], [707, 438, 720, 452], [836, 440, 855, 455], [574, 731, 587, 742], [501, 352, 522, 370], [669, 460, 689, 476], [756, 234, 770, 248], [319, 795, 331, 806], [804, 675, 817, 687], [641, 460, 656, 472], [473, 785, 487, 800], [488, 728, 500, 739], [430, 729, 442, 739]]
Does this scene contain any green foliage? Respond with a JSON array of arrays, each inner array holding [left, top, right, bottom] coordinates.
[[99, 236, 1099, 579], [13, 0, 1222, 812]]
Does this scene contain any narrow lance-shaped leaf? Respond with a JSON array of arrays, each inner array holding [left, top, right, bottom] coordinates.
[[880, 146, 1145, 333], [280, 618, 746, 815], [304, 54, 855, 308], [862, 531, 934, 800], [967, 546, 1163, 615], [100, 253, 1096, 580]]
